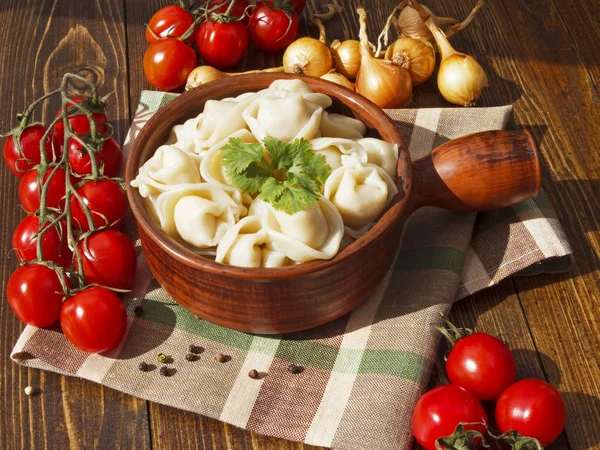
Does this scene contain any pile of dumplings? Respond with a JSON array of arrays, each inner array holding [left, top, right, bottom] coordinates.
[[131, 79, 399, 268]]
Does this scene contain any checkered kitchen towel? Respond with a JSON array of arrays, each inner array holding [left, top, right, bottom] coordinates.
[[11, 91, 572, 449]]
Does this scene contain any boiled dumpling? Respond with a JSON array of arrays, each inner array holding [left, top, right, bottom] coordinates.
[[310, 138, 367, 171], [324, 161, 398, 230], [355, 138, 398, 179], [264, 79, 333, 109], [268, 79, 314, 94], [166, 115, 203, 154], [320, 112, 367, 139], [215, 216, 289, 268], [154, 184, 246, 248], [249, 197, 344, 263], [130, 145, 202, 199], [244, 94, 323, 142]]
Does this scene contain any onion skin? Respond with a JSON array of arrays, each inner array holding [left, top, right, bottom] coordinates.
[[385, 37, 435, 86], [283, 37, 333, 77], [330, 40, 361, 80], [321, 72, 355, 90], [437, 53, 488, 106]]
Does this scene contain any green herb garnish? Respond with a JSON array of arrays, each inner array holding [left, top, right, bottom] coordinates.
[[222, 136, 331, 215]]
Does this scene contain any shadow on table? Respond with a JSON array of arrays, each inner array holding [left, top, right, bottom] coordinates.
[[561, 391, 600, 450]]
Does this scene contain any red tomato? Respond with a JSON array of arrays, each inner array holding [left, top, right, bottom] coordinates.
[[290, 0, 306, 14], [145, 5, 197, 44], [196, 21, 249, 69], [208, 0, 250, 23], [19, 166, 67, 214], [7, 264, 66, 327], [13, 216, 71, 266], [70, 179, 127, 232], [248, 2, 299, 52], [496, 378, 566, 446], [78, 230, 137, 290], [53, 97, 109, 147], [143, 39, 197, 91], [68, 136, 122, 177], [412, 385, 488, 450], [446, 332, 516, 401], [60, 286, 127, 353], [3, 124, 59, 177]]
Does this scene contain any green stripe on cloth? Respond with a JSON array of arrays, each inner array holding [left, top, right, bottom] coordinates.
[[357, 349, 430, 382], [394, 246, 465, 274]]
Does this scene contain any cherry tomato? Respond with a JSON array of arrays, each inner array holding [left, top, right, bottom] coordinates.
[[3, 124, 59, 177], [143, 39, 197, 91], [70, 179, 127, 232], [19, 166, 67, 214], [146, 5, 197, 44], [446, 332, 516, 401], [68, 136, 122, 177], [290, 0, 306, 14], [53, 97, 109, 147], [13, 215, 71, 266], [208, 0, 250, 23], [248, 2, 299, 52], [78, 230, 137, 290], [196, 21, 249, 69], [60, 286, 127, 353], [412, 385, 488, 450], [7, 264, 66, 327], [496, 378, 566, 446]]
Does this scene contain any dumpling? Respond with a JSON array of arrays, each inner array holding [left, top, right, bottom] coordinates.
[[268, 79, 314, 94], [323, 161, 398, 230], [154, 184, 247, 248], [243, 94, 324, 142], [215, 216, 289, 268], [310, 138, 367, 172], [320, 112, 367, 139], [355, 138, 399, 179], [249, 197, 344, 263], [264, 79, 333, 109], [166, 114, 203, 154], [130, 145, 202, 198]]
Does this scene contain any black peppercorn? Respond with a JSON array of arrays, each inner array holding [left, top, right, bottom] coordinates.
[[189, 345, 203, 355], [185, 353, 197, 362], [138, 361, 148, 372], [287, 364, 303, 374], [159, 366, 170, 377], [133, 305, 144, 317]]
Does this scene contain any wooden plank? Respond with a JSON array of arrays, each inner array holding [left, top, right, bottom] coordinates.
[[0, 1, 150, 449]]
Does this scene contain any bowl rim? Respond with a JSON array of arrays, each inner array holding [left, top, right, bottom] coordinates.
[[125, 73, 412, 280]]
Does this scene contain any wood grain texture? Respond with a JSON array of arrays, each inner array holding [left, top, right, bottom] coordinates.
[[0, 0, 598, 449], [0, 1, 149, 450]]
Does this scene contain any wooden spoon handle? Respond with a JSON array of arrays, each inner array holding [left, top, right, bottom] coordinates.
[[411, 129, 540, 211]]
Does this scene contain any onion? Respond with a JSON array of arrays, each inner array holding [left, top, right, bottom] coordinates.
[[321, 71, 355, 90], [330, 40, 361, 80], [385, 37, 435, 86], [283, 37, 333, 77], [185, 66, 285, 91], [397, 4, 458, 41], [355, 8, 412, 109]]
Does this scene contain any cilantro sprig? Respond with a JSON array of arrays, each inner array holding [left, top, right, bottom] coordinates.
[[222, 137, 331, 215]]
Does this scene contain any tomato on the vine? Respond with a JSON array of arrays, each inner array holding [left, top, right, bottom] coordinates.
[[3, 124, 59, 177], [68, 136, 122, 177], [143, 39, 197, 91], [78, 230, 137, 290], [7, 264, 66, 327], [60, 286, 127, 353], [496, 378, 566, 447], [70, 178, 127, 231], [13, 215, 71, 266], [412, 385, 488, 450], [19, 166, 68, 214], [446, 332, 516, 401], [248, 2, 299, 52], [290, 0, 306, 14], [196, 20, 249, 69], [53, 97, 109, 147], [208, 0, 250, 23], [146, 5, 197, 44]]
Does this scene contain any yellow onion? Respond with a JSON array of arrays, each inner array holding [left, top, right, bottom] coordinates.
[[330, 40, 361, 80], [385, 37, 435, 86], [397, 4, 458, 41], [283, 37, 333, 77], [185, 66, 285, 91], [321, 71, 355, 90], [356, 8, 412, 108]]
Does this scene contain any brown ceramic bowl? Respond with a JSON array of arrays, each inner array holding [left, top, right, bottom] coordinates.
[[126, 73, 540, 334]]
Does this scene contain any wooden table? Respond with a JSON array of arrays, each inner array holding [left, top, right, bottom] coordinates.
[[1, 1, 598, 449]]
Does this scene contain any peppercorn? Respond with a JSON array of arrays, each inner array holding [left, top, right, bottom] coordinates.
[[138, 361, 149, 372], [133, 305, 144, 317], [287, 364, 303, 374], [215, 353, 229, 363], [159, 366, 171, 377], [189, 344, 203, 355], [248, 369, 259, 379], [185, 353, 197, 362], [157, 353, 172, 364]]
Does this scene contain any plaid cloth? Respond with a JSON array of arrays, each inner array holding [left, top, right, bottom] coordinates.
[[11, 91, 572, 450]]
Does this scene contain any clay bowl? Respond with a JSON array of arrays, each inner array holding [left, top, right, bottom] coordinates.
[[126, 73, 540, 334]]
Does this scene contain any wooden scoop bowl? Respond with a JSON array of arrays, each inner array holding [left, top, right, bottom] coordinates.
[[125, 73, 540, 334]]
